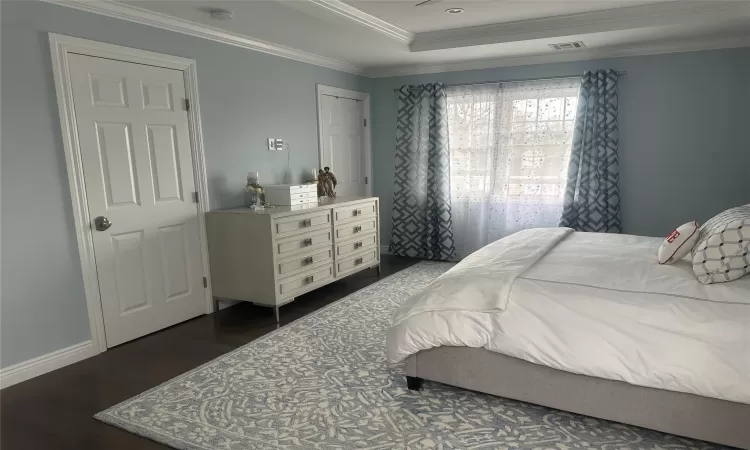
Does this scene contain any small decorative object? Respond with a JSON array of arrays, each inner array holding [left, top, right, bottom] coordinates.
[[317, 166, 337, 198], [305, 168, 318, 185], [657, 221, 699, 264], [245, 172, 264, 210]]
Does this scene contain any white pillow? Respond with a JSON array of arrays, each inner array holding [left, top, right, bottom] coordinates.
[[658, 221, 699, 264], [691, 204, 750, 284]]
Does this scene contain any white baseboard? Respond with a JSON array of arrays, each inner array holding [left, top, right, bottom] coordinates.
[[0, 340, 95, 389], [217, 298, 241, 310]]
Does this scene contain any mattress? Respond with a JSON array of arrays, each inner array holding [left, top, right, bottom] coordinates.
[[387, 229, 750, 404]]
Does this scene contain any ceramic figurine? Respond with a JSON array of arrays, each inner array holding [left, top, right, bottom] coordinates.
[[317, 167, 337, 198]]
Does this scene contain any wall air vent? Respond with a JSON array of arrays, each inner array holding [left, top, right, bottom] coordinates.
[[548, 41, 586, 50]]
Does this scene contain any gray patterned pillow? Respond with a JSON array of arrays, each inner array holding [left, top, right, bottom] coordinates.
[[691, 204, 750, 284]]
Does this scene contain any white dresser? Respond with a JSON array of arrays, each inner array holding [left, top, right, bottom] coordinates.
[[206, 196, 380, 321]]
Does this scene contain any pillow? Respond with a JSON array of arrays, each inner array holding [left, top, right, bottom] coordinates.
[[658, 221, 699, 264], [691, 204, 750, 284]]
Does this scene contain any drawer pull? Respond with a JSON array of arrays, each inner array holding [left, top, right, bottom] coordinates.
[[354, 225, 362, 233], [301, 219, 312, 227], [354, 241, 362, 249], [353, 209, 362, 216], [305, 275, 314, 284], [355, 257, 363, 265], [303, 238, 313, 246], [304, 256, 314, 265]]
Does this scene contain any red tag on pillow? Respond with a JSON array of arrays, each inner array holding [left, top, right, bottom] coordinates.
[[666, 230, 681, 243]]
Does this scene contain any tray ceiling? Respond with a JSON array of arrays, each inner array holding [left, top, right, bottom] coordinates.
[[52, 0, 750, 76]]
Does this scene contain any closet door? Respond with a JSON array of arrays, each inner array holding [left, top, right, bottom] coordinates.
[[320, 95, 366, 197]]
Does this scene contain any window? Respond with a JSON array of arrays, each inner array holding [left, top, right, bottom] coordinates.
[[521, 149, 545, 169], [447, 84, 578, 203], [446, 79, 580, 253]]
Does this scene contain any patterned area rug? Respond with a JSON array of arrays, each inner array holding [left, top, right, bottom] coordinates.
[[97, 262, 724, 449]]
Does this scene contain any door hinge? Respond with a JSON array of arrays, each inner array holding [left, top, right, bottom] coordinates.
[[203, 277, 208, 288], [193, 191, 199, 203], [363, 118, 367, 127], [184, 98, 190, 111]]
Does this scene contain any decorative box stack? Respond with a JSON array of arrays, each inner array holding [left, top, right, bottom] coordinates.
[[264, 184, 318, 206]]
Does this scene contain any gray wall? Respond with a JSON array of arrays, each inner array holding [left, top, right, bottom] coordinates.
[[2, 0, 748, 370], [371, 48, 750, 247], [0, 1, 369, 368]]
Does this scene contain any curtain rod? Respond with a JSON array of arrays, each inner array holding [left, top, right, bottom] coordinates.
[[392, 71, 627, 92]]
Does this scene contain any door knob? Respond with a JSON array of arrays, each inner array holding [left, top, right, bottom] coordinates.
[[94, 216, 112, 231]]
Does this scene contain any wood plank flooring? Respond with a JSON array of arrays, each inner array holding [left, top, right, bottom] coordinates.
[[0, 255, 419, 450]]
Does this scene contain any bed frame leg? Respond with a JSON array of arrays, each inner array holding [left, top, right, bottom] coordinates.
[[406, 376, 423, 391]]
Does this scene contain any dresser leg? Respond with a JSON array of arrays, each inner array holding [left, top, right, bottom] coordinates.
[[377, 264, 381, 276], [274, 306, 280, 323]]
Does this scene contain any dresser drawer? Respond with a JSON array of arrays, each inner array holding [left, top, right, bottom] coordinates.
[[277, 247, 332, 278], [336, 247, 378, 277], [278, 264, 333, 296], [274, 210, 331, 237], [336, 233, 377, 258], [333, 200, 377, 223], [335, 217, 377, 240], [275, 229, 331, 256]]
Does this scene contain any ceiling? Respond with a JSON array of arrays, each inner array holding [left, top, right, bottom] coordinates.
[[65, 0, 750, 76], [342, 0, 667, 34]]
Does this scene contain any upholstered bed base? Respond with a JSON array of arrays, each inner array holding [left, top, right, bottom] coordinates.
[[405, 347, 750, 449]]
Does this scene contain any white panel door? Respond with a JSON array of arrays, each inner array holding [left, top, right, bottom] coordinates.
[[68, 54, 205, 347], [320, 95, 366, 197]]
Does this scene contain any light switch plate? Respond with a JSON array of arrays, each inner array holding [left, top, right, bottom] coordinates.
[[267, 138, 284, 151]]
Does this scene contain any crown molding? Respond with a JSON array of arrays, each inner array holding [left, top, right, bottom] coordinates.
[[308, 0, 413, 43], [41, 0, 366, 75], [369, 35, 750, 78], [410, 1, 750, 52], [37, 0, 750, 80]]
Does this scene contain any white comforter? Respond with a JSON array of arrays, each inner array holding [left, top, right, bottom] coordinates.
[[387, 228, 750, 404]]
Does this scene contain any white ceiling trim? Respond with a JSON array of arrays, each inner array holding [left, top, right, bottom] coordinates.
[[42, 0, 366, 75], [308, 0, 413, 43], [369, 35, 750, 78], [410, 1, 750, 52]]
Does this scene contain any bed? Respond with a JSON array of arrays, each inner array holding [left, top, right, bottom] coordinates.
[[387, 228, 750, 448]]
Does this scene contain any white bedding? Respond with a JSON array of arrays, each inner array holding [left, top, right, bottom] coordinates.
[[387, 229, 750, 404]]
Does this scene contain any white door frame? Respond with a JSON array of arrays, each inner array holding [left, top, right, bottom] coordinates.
[[316, 85, 372, 197], [49, 34, 214, 355]]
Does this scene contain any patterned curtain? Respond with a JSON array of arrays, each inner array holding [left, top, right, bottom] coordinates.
[[559, 70, 622, 232], [389, 83, 456, 260]]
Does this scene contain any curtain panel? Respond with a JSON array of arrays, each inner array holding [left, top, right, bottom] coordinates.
[[560, 69, 622, 232], [447, 79, 580, 255], [389, 83, 456, 260]]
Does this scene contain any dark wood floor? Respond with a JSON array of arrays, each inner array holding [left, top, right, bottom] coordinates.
[[0, 255, 419, 450]]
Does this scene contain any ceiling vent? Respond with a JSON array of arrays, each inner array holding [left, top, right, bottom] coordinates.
[[548, 41, 586, 51]]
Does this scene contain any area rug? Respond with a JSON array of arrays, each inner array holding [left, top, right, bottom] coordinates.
[[97, 261, 724, 449]]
